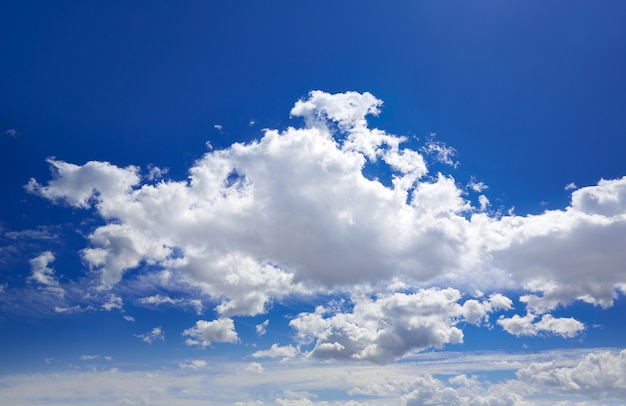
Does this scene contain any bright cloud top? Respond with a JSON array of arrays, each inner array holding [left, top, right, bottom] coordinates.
[[25, 91, 626, 363]]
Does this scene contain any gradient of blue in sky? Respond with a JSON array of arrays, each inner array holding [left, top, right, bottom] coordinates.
[[2, 2, 626, 405]]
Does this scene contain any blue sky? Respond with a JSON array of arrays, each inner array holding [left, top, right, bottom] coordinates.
[[2, 1, 626, 405]]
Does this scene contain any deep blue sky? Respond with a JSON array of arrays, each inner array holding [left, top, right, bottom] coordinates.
[[2, 2, 626, 405], [3, 1, 625, 212]]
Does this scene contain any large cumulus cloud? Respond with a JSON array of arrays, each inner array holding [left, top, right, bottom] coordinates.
[[25, 91, 626, 361]]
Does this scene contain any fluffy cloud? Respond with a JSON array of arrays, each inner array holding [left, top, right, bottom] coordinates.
[[182, 318, 239, 348], [517, 349, 626, 400], [24, 91, 626, 359], [400, 374, 526, 406], [290, 288, 511, 364], [497, 313, 585, 338]]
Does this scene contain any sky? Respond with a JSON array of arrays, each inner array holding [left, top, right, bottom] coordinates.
[[1, 1, 626, 405]]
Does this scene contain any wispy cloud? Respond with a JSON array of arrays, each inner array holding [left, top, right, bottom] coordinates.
[[4, 128, 19, 138], [135, 326, 164, 344], [1, 348, 624, 404]]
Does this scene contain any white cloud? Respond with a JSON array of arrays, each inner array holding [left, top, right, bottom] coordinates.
[[4, 128, 19, 138], [24, 91, 626, 357], [290, 288, 510, 364], [182, 318, 239, 348], [179, 360, 208, 370], [467, 178, 488, 193], [123, 315, 135, 322], [255, 319, 269, 336], [102, 294, 123, 311], [28, 251, 65, 297], [1, 348, 622, 405], [135, 326, 164, 344], [53, 305, 83, 314], [252, 344, 297, 359], [137, 294, 177, 306], [242, 362, 264, 375], [80, 355, 112, 361], [517, 349, 626, 400], [565, 182, 577, 191], [497, 313, 585, 338], [478, 194, 490, 211], [146, 165, 169, 181], [420, 134, 459, 168]]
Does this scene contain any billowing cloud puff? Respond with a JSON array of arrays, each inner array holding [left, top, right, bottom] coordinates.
[[182, 318, 239, 348], [497, 313, 585, 338], [517, 349, 626, 400], [24, 91, 626, 362], [290, 288, 511, 364]]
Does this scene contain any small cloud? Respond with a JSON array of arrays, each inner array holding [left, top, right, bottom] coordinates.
[[4, 128, 19, 138], [467, 177, 489, 193], [44, 357, 54, 365], [182, 318, 239, 348], [249, 119, 256, 127], [256, 319, 269, 336], [478, 195, 490, 211], [54, 305, 83, 314], [146, 165, 169, 181], [497, 313, 585, 338], [179, 360, 208, 370], [214, 124, 223, 132], [565, 182, 577, 190], [135, 326, 165, 344], [80, 354, 112, 361], [137, 294, 177, 306], [29, 251, 65, 297], [420, 134, 459, 168], [123, 315, 135, 322], [102, 295, 123, 312], [252, 343, 297, 359], [242, 362, 264, 375]]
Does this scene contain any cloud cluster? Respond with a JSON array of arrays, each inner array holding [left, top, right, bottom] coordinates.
[[497, 313, 585, 338], [1, 348, 624, 405], [24, 90, 626, 361], [517, 349, 626, 400], [290, 288, 511, 364]]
